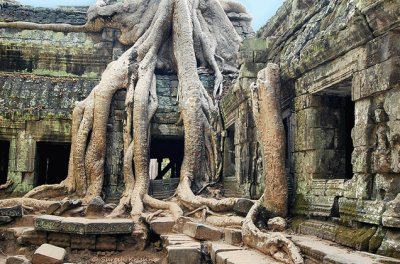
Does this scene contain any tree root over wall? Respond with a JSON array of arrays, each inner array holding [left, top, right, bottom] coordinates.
[[0, 1, 303, 263]]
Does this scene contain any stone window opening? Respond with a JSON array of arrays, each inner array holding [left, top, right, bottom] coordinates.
[[223, 125, 236, 178], [0, 140, 10, 185], [35, 142, 71, 186]]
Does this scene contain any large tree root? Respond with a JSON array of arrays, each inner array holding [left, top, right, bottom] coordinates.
[[242, 198, 303, 264]]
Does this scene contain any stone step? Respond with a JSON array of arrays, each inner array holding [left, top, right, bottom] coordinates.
[[183, 222, 223, 241], [150, 217, 175, 235], [208, 242, 282, 264], [34, 215, 134, 235], [292, 234, 400, 264], [162, 234, 202, 264]]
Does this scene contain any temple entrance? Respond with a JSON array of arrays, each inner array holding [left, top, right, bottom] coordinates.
[[35, 142, 70, 186], [315, 80, 355, 179], [149, 137, 184, 199], [0, 140, 10, 185]]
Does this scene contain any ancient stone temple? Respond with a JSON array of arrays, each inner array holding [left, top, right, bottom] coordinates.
[[0, 0, 399, 263]]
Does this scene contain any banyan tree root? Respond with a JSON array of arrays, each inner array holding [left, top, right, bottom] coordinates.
[[242, 64, 303, 263], [242, 198, 303, 264]]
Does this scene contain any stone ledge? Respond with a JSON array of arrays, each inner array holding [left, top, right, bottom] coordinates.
[[34, 216, 134, 235], [292, 234, 400, 264]]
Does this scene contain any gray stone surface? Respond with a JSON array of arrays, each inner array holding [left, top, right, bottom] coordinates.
[[267, 217, 287, 232], [0, 206, 22, 217], [150, 217, 175, 235], [162, 234, 201, 264], [183, 222, 223, 241], [223, 228, 242, 245], [5, 255, 30, 264], [32, 244, 66, 264]]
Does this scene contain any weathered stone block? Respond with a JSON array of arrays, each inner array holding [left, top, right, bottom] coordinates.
[[172, 216, 192, 233], [377, 230, 400, 259], [32, 244, 66, 264], [116, 235, 140, 251], [352, 147, 372, 173], [267, 217, 287, 232], [382, 195, 400, 228], [183, 222, 223, 241], [59, 217, 87, 235], [208, 242, 242, 263], [150, 217, 175, 235], [216, 249, 280, 264], [167, 243, 201, 264], [0, 205, 23, 217], [223, 229, 242, 245], [233, 198, 254, 216], [343, 174, 372, 199], [339, 198, 386, 225], [34, 215, 63, 232], [352, 125, 375, 148], [6, 255, 30, 264], [353, 57, 400, 101], [335, 225, 377, 251], [85, 219, 134, 235]]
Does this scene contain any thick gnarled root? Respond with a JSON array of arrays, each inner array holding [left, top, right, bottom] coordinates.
[[242, 199, 304, 264]]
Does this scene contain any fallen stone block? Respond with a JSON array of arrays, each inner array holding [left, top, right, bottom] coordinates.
[[6, 255, 31, 264], [267, 217, 287, 232], [183, 222, 222, 241], [224, 228, 242, 245], [84, 196, 105, 218], [150, 217, 175, 235], [233, 199, 255, 216], [32, 244, 66, 264]]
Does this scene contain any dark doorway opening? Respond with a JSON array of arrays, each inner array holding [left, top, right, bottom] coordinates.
[[341, 96, 355, 179], [316, 79, 355, 180], [223, 125, 235, 178], [149, 137, 184, 199], [35, 142, 70, 186], [150, 137, 184, 180], [0, 141, 10, 185]]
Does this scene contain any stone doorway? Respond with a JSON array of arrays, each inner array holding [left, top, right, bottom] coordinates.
[[149, 137, 184, 199], [315, 81, 355, 180], [35, 142, 70, 186], [0, 140, 10, 185]]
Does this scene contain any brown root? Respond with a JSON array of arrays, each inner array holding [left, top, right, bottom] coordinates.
[[242, 199, 303, 264]]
